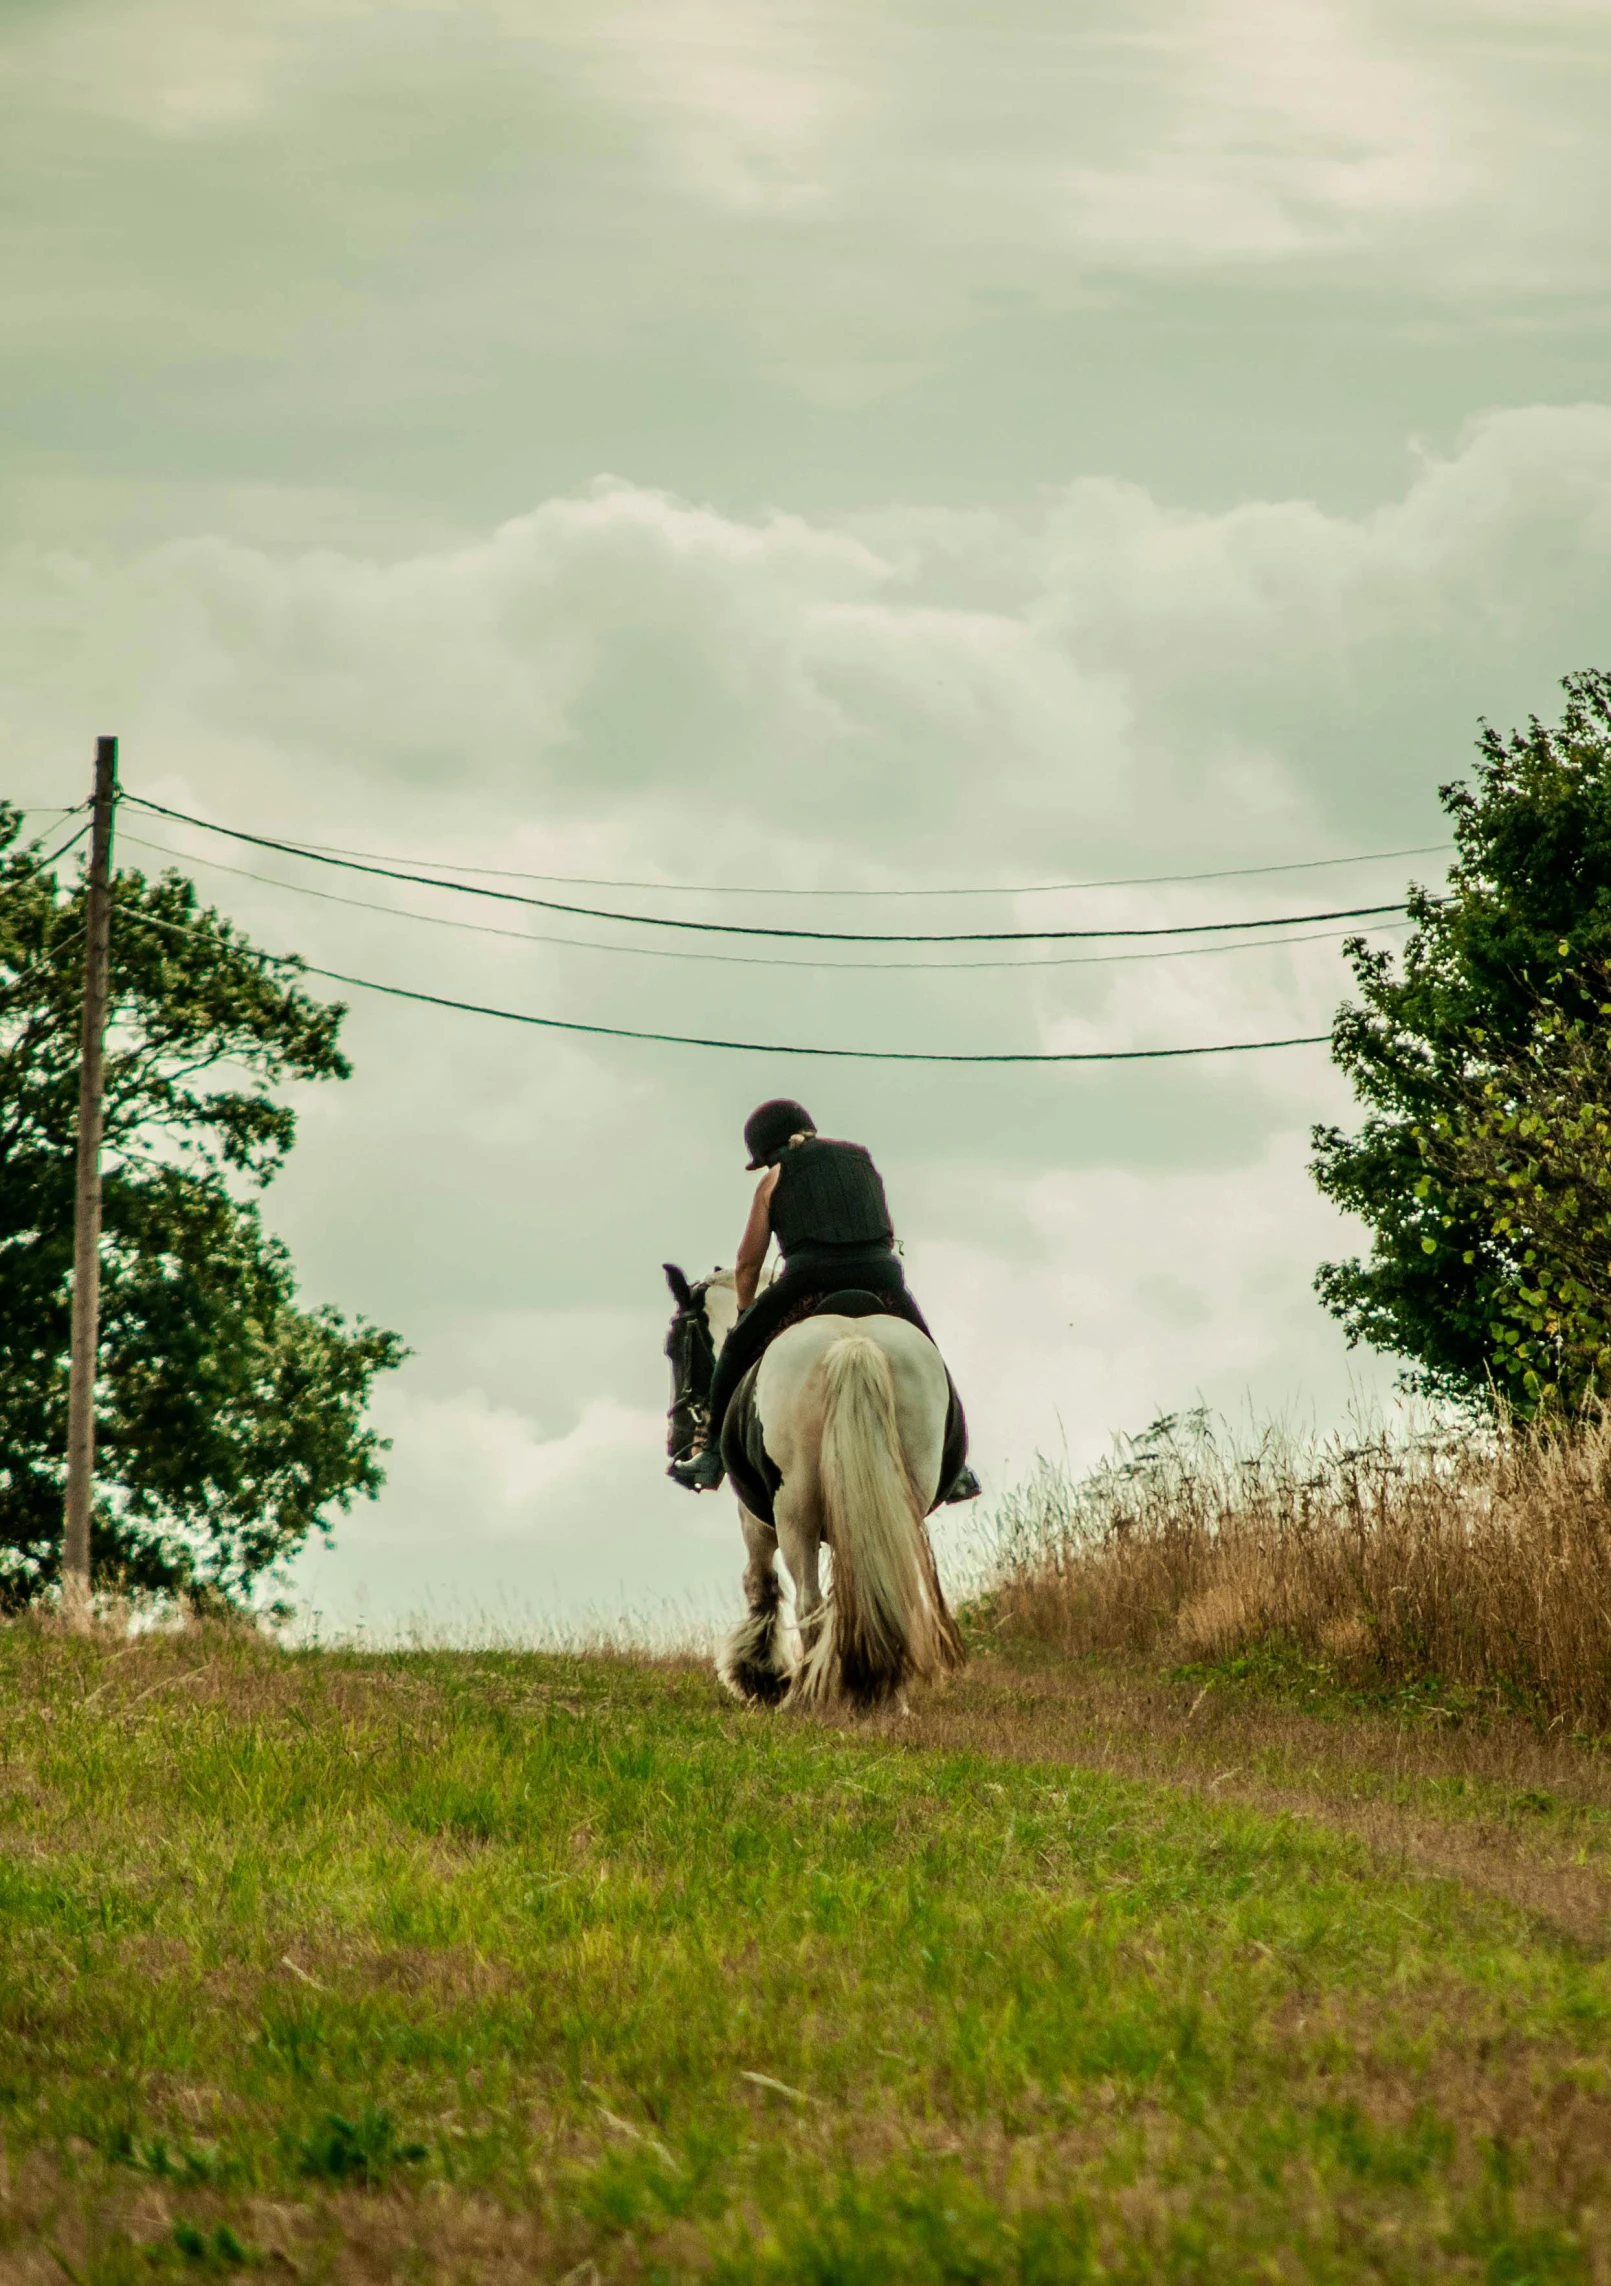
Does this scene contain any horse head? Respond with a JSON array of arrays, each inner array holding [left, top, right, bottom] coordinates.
[[662, 1264, 745, 1462], [663, 1262, 721, 1462]]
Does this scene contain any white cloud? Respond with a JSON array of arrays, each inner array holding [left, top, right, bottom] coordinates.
[[1060, 0, 1465, 263], [1029, 404, 1611, 675], [12, 401, 1609, 895], [2, 0, 1604, 434], [917, 1125, 1395, 1480], [390, 1389, 665, 1532], [298, 1382, 742, 1637]]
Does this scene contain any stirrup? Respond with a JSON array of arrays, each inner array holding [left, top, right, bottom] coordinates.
[[668, 1445, 725, 1492], [939, 1465, 982, 1505]]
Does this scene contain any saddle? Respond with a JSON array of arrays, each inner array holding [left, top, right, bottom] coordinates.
[[719, 1288, 969, 1532]]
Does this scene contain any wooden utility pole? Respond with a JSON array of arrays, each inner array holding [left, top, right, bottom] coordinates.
[[61, 736, 118, 1627]]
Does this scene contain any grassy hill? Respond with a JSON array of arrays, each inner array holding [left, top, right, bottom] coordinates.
[[2, 1622, 1610, 2282]]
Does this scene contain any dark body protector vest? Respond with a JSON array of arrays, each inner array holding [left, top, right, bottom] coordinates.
[[768, 1137, 894, 1259]]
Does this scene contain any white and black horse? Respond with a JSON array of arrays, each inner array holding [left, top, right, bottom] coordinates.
[[664, 1266, 964, 1710]]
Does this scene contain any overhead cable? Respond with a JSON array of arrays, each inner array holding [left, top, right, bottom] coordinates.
[[120, 830, 1413, 974], [30, 817, 94, 872], [125, 796, 1421, 946], [225, 827, 1455, 899], [120, 907, 1328, 1065], [0, 816, 94, 889], [301, 969, 1332, 1063], [0, 924, 90, 1014]]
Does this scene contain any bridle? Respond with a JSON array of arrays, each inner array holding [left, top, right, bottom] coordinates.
[[663, 1264, 717, 1463]]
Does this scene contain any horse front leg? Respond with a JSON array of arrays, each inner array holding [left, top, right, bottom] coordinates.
[[717, 1503, 789, 1705]]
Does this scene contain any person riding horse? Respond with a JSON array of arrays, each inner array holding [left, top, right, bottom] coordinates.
[[668, 1098, 978, 1501]]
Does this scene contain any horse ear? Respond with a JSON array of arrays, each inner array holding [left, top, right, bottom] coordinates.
[[663, 1262, 693, 1307]]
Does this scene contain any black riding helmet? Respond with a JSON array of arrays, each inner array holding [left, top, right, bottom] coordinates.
[[744, 1098, 816, 1170]]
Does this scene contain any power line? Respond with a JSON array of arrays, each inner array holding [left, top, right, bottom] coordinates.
[[30, 816, 93, 872], [125, 795, 1421, 946], [120, 907, 1331, 1065], [0, 816, 94, 896], [306, 970, 1332, 1063], [221, 825, 1455, 899], [0, 924, 90, 1014], [120, 829, 1415, 974]]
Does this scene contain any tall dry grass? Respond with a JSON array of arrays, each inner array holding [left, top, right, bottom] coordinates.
[[989, 1407, 1611, 1732]]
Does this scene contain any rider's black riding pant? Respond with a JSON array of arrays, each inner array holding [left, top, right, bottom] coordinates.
[[703, 1244, 933, 1452]]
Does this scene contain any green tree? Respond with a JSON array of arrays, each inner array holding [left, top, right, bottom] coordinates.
[[0, 804, 405, 1606], [1418, 993, 1611, 1408], [1312, 669, 1611, 1412]]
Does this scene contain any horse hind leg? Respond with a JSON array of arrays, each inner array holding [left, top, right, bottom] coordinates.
[[718, 1505, 789, 1706], [774, 1482, 837, 1713]]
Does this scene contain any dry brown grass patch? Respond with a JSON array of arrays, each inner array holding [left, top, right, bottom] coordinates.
[[988, 1408, 1611, 1733]]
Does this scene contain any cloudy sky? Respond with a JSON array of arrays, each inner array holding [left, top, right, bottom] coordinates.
[[5, 0, 1610, 1634]]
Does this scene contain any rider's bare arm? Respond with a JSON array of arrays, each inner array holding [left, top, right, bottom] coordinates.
[[734, 1167, 779, 1311]]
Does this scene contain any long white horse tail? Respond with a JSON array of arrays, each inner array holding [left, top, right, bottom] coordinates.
[[797, 1332, 965, 1710]]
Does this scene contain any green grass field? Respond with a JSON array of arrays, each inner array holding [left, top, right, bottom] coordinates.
[[3, 1624, 1611, 2283]]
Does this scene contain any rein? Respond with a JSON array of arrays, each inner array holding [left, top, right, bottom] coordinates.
[[664, 1275, 717, 1463]]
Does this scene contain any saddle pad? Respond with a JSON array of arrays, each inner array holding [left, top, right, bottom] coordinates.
[[721, 1364, 778, 1527], [719, 1345, 968, 1533]]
